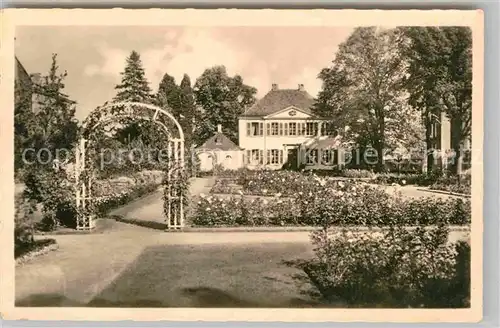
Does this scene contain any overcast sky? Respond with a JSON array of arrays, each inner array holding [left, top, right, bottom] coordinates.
[[15, 26, 353, 120]]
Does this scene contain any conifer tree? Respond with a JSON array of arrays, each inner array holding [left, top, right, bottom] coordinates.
[[114, 51, 152, 103], [113, 51, 155, 146]]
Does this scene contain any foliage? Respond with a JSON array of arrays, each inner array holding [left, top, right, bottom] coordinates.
[[15, 196, 36, 253], [401, 27, 472, 175], [195, 177, 470, 227], [155, 73, 197, 149], [315, 27, 424, 171], [24, 166, 77, 230], [18, 54, 79, 170], [193, 66, 257, 145], [179, 74, 198, 148], [374, 172, 441, 186], [112, 50, 158, 146], [302, 225, 470, 307], [114, 50, 153, 103], [162, 160, 190, 225], [430, 173, 471, 195], [94, 182, 159, 216], [14, 68, 35, 177]]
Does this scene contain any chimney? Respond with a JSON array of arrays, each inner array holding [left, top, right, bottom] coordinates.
[[298, 84, 305, 91], [217, 124, 222, 133], [271, 83, 279, 91]]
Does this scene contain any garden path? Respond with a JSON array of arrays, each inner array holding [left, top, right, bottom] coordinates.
[[108, 177, 216, 224]]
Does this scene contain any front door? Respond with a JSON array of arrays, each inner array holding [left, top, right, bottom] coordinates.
[[284, 146, 299, 170]]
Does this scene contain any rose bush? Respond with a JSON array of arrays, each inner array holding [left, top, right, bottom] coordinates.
[[194, 180, 471, 227], [301, 224, 470, 307]]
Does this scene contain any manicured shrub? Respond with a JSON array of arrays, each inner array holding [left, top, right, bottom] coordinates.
[[302, 225, 470, 307], [430, 173, 471, 195], [194, 180, 471, 227]]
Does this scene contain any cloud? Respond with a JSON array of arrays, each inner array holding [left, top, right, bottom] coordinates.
[[83, 43, 129, 80], [81, 27, 352, 99], [83, 28, 247, 93]]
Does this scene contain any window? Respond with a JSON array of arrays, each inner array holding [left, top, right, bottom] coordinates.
[[298, 123, 306, 136], [306, 122, 318, 136], [321, 149, 336, 166], [215, 137, 222, 145], [247, 122, 263, 136], [289, 122, 297, 136], [247, 149, 264, 164], [306, 149, 318, 165], [321, 122, 337, 136], [267, 149, 284, 165], [271, 122, 279, 136]]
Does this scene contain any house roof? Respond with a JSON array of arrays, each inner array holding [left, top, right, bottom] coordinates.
[[197, 132, 242, 151], [242, 88, 316, 117]]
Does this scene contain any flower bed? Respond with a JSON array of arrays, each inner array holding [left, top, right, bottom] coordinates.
[[300, 225, 470, 307], [94, 182, 160, 216], [195, 181, 471, 227], [430, 174, 471, 195]]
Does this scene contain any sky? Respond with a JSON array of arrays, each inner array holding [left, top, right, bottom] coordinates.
[[15, 26, 353, 120]]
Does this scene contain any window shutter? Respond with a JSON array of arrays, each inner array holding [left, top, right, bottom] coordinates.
[[246, 150, 251, 164], [266, 150, 270, 164], [259, 123, 263, 136], [246, 123, 251, 136], [259, 150, 264, 164], [266, 123, 270, 136], [279, 150, 283, 164], [279, 123, 283, 136], [284, 123, 288, 136]]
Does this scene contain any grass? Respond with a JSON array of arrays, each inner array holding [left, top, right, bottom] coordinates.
[[87, 242, 318, 308]]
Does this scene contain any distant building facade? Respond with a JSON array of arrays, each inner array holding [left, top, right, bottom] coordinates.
[[238, 84, 340, 170], [195, 124, 244, 172], [427, 111, 472, 172]]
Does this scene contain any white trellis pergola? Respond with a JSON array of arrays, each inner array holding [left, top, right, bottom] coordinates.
[[74, 101, 185, 230]]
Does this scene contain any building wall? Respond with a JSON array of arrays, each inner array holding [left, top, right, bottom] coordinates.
[[197, 150, 244, 172], [239, 117, 329, 169], [14, 58, 33, 110]]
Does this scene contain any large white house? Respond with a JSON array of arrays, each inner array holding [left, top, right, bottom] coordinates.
[[238, 84, 342, 170], [197, 83, 469, 173]]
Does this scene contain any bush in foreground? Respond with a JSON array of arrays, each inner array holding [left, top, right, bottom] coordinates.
[[302, 224, 470, 308]]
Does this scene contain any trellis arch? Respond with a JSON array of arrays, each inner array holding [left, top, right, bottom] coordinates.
[[74, 101, 185, 230]]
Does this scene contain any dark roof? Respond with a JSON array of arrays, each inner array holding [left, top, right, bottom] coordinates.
[[197, 132, 241, 151], [242, 89, 316, 117]]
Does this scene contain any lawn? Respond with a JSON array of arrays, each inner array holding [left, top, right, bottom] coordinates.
[[88, 242, 319, 308]]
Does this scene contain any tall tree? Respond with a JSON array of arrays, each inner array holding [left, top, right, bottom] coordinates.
[[193, 66, 257, 144], [179, 74, 198, 148], [114, 50, 152, 103], [315, 27, 421, 171], [401, 27, 472, 175], [27, 54, 79, 165], [156, 73, 182, 114], [22, 54, 79, 207], [113, 51, 154, 145]]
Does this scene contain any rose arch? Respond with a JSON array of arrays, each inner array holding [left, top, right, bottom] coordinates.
[[74, 101, 186, 230]]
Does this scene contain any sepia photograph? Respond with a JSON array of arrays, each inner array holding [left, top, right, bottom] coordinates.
[[0, 9, 483, 322]]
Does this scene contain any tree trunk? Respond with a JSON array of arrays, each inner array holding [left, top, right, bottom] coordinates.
[[450, 116, 463, 175], [375, 113, 385, 173], [425, 114, 434, 174]]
